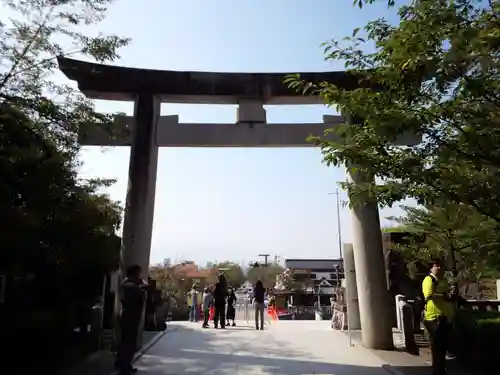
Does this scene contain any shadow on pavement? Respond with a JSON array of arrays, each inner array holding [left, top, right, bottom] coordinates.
[[353, 345, 494, 375], [137, 323, 430, 375]]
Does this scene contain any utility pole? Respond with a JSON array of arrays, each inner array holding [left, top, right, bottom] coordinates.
[[258, 253, 270, 287], [328, 189, 343, 261]]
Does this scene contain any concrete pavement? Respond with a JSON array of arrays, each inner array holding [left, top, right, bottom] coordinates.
[[133, 320, 402, 375]]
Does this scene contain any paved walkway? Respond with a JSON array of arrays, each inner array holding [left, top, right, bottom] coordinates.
[[134, 320, 402, 375]]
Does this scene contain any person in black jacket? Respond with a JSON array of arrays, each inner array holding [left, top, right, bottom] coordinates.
[[115, 265, 146, 374], [213, 274, 228, 328], [226, 287, 237, 327], [253, 280, 265, 330]]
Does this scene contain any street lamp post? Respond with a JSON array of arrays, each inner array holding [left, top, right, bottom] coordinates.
[[317, 283, 322, 308], [328, 189, 343, 261], [258, 254, 270, 287], [331, 264, 342, 304], [336, 265, 341, 288]]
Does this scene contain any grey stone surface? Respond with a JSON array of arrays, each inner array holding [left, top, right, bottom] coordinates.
[[134, 320, 400, 375]]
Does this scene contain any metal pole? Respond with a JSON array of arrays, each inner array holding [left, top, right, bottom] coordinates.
[[258, 254, 270, 286], [328, 190, 344, 261], [336, 266, 340, 289], [98, 275, 107, 349], [347, 299, 353, 347], [317, 284, 322, 309], [335, 188, 343, 261]]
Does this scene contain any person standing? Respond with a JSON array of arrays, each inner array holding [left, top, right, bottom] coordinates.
[[202, 287, 212, 328], [186, 291, 193, 320], [114, 265, 146, 375], [422, 259, 455, 375], [213, 274, 228, 329], [226, 287, 237, 327], [189, 284, 200, 322], [253, 280, 265, 330]]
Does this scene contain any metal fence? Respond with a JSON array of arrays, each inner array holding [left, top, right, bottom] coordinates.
[[318, 306, 334, 320], [235, 303, 335, 321]]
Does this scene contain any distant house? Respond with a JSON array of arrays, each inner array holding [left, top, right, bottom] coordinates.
[[172, 262, 213, 284], [281, 258, 344, 294]]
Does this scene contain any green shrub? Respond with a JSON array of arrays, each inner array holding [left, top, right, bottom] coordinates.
[[454, 310, 500, 369], [474, 311, 500, 326]]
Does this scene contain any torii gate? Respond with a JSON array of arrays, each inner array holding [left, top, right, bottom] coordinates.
[[57, 56, 419, 350]]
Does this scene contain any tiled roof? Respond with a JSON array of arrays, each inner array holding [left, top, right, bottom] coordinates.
[[284, 258, 342, 270], [173, 263, 211, 279]]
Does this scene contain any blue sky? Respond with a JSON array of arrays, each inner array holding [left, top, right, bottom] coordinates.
[[77, 0, 408, 265]]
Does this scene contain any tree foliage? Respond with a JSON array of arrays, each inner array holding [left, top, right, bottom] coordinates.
[[0, 104, 122, 285], [150, 260, 246, 298], [287, 0, 500, 224], [0, 0, 129, 148], [150, 263, 198, 299], [0, 0, 128, 368], [390, 203, 500, 286], [1, 0, 128, 295], [214, 261, 246, 288], [275, 268, 315, 292], [246, 262, 285, 288]]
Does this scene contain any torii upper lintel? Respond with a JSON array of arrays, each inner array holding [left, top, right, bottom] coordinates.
[[57, 56, 365, 104]]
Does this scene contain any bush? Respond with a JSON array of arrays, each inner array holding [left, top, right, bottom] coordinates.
[[1, 309, 69, 369], [454, 310, 500, 369], [1, 300, 100, 372]]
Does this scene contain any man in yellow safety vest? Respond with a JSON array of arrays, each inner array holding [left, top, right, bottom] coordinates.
[[422, 259, 455, 375]]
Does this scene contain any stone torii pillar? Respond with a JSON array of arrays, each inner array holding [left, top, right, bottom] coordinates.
[[120, 95, 160, 277], [346, 165, 394, 349], [323, 115, 419, 350]]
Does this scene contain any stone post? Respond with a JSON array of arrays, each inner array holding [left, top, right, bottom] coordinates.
[[401, 301, 418, 355], [347, 166, 394, 350], [395, 294, 405, 332], [343, 243, 361, 330]]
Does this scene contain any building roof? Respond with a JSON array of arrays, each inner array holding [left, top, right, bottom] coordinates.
[[318, 279, 333, 287], [172, 263, 212, 279], [57, 57, 368, 103], [284, 258, 342, 271]]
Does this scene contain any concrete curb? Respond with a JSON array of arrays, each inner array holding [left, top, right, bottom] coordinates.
[[381, 364, 412, 375], [109, 326, 176, 375], [133, 329, 169, 361], [338, 331, 418, 375], [342, 342, 409, 375]]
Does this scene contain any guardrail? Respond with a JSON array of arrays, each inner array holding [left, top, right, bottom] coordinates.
[[465, 300, 500, 312], [319, 306, 334, 320], [236, 304, 337, 321]]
